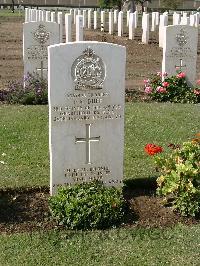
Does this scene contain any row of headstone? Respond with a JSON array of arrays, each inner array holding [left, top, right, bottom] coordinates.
[[23, 9, 199, 195], [23, 9, 127, 195], [23, 8, 85, 79]]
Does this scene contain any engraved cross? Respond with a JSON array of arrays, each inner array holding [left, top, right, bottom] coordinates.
[[75, 124, 100, 164], [36, 61, 48, 79], [175, 59, 186, 72]]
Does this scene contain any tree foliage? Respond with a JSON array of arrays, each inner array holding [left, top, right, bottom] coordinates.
[[161, 0, 182, 10], [99, 0, 150, 12]]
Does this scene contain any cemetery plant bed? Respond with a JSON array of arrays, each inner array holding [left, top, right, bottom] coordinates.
[[0, 184, 199, 234]]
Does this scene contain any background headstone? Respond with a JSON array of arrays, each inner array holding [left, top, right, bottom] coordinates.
[[23, 22, 59, 80], [76, 15, 84, 41], [65, 14, 72, 42], [162, 25, 198, 86], [129, 13, 135, 40]]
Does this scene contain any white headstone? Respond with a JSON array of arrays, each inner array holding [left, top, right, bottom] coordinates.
[[127, 10, 130, 27], [65, 14, 72, 42], [155, 11, 159, 26], [162, 25, 198, 86], [134, 11, 138, 28], [23, 22, 59, 80], [195, 13, 199, 27], [173, 13, 181, 25], [74, 9, 77, 24], [46, 11, 51, 22], [129, 13, 135, 40], [48, 42, 126, 195], [51, 12, 56, 22], [76, 15, 84, 41], [88, 9, 92, 29], [94, 11, 97, 30], [101, 11, 105, 32], [25, 8, 29, 22], [190, 14, 196, 26], [39, 10, 43, 22], [180, 15, 189, 25], [142, 13, 149, 44], [58, 12, 63, 43], [118, 11, 123, 37], [42, 10, 46, 22], [109, 12, 114, 34], [159, 14, 168, 48], [151, 12, 156, 31], [36, 10, 40, 22], [31, 9, 37, 22], [114, 10, 118, 24], [83, 10, 87, 28]]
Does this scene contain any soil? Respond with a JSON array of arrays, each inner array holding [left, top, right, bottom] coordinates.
[[0, 186, 198, 234], [0, 15, 199, 234]]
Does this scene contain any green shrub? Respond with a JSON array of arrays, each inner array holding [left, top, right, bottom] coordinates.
[[154, 137, 200, 216], [49, 181, 128, 230], [143, 71, 200, 104], [0, 72, 48, 105]]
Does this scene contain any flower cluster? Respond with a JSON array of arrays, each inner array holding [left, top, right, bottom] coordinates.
[[143, 71, 200, 104], [144, 143, 163, 156], [0, 72, 48, 105], [145, 134, 200, 217]]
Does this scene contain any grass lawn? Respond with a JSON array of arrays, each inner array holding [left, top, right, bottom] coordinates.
[[0, 9, 24, 17], [0, 224, 200, 265], [0, 102, 199, 188], [0, 102, 200, 265]]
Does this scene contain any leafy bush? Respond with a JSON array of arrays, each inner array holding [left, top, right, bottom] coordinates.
[[0, 72, 48, 105], [144, 71, 200, 104], [145, 135, 200, 216], [49, 181, 128, 230]]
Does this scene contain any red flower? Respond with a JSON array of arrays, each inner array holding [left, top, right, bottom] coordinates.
[[144, 144, 163, 156]]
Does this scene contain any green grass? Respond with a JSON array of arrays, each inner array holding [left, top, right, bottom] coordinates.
[[0, 103, 199, 188], [0, 103, 200, 265], [0, 224, 200, 265], [0, 9, 24, 17]]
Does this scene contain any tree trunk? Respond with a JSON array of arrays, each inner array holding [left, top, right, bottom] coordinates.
[[11, 0, 15, 13], [141, 2, 144, 12], [130, 0, 136, 12]]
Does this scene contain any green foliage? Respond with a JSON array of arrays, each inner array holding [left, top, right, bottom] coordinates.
[[0, 72, 48, 105], [99, 0, 112, 8], [49, 182, 127, 229], [144, 72, 200, 104], [155, 138, 200, 216], [161, 0, 182, 10], [98, 0, 124, 9]]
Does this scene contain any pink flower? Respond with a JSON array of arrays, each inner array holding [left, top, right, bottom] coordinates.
[[162, 72, 168, 77], [194, 89, 200, 95], [162, 81, 170, 87], [144, 86, 152, 94], [176, 72, 186, 78], [144, 79, 150, 84], [157, 71, 162, 77], [156, 86, 167, 93], [197, 80, 200, 85]]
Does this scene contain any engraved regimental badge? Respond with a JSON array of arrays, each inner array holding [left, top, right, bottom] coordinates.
[[176, 28, 188, 47], [71, 47, 106, 90], [33, 24, 50, 45]]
